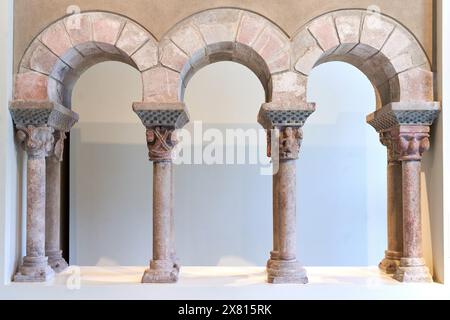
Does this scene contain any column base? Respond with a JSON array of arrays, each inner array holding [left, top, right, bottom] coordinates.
[[141, 260, 179, 283], [47, 250, 69, 273], [14, 256, 55, 282], [393, 258, 433, 283], [378, 250, 401, 274], [267, 259, 308, 284]]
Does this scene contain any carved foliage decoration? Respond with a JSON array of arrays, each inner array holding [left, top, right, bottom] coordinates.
[[16, 125, 54, 158], [396, 132, 430, 161]]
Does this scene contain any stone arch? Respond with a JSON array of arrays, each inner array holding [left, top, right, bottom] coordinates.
[[14, 11, 158, 108], [292, 9, 433, 109], [143, 8, 293, 105]]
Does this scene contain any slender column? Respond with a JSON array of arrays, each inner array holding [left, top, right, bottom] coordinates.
[[266, 130, 280, 264], [14, 126, 55, 282], [271, 170, 280, 260], [378, 132, 403, 274], [45, 131, 69, 272], [170, 164, 180, 270], [266, 127, 308, 284], [142, 126, 179, 283], [392, 126, 433, 282]]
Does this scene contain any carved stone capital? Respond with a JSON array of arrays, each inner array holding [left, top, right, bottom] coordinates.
[[16, 125, 55, 159], [146, 127, 178, 162], [279, 127, 303, 160], [380, 131, 400, 163], [388, 126, 430, 161], [48, 131, 66, 162]]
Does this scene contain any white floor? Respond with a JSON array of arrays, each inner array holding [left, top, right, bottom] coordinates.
[[1, 266, 449, 300]]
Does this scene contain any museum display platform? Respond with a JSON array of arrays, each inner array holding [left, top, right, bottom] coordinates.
[[2, 266, 448, 300]]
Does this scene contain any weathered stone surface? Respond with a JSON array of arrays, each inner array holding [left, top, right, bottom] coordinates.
[[271, 71, 308, 104], [29, 44, 60, 75], [14, 71, 49, 101], [116, 21, 151, 56], [387, 126, 433, 283], [360, 13, 395, 51], [46, 136, 69, 273], [393, 68, 434, 102], [64, 14, 92, 46], [170, 23, 206, 57], [335, 12, 361, 44], [193, 8, 241, 45], [378, 131, 403, 274], [40, 21, 73, 58], [292, 29, 324, 75], [308, 15, 340, 52], [91, 12, 125, 45], [132, 41, 158, 71], [14, 125, 55, 282], [251, 26, 288, 65], [159, 40, 189, 72], [236, 12, 266, 46], [143, 67, 180, 103]]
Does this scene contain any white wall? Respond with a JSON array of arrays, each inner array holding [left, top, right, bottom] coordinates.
[[436, 0, 450, 283], [70, 60, 387, 267], [0, 0, 23, 285]]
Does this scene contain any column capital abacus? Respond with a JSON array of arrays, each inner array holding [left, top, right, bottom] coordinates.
[[258, 102, 315, 161], [133, 102, 189, 162]]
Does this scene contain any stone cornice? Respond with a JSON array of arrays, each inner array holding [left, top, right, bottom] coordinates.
[[133, 102, 190, 129], [9, 100, 79, 132], [366, 102, 440, 132], [258, 102, 316, 129]]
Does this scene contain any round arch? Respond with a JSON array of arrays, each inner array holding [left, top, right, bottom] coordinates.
[[14, 11, 158, 108], [292, 9, 433, 109], [143, 8, 298, 107]]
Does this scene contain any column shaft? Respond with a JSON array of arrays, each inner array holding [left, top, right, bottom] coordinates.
[[26, 157, 46, 258], [271, 171, 280, 259], [278, 160, 296, 261], [152, 162, 172, 261], [387, 160, 403, 256], [402, 160, 422, 258], [45, 156, 60, 254]]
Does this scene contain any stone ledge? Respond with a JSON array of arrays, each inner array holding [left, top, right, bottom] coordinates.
[[132, 102, 190, 128], [258, 102, 316, 129], [366, 102, 440, 132], [9, 100, 79, 131]]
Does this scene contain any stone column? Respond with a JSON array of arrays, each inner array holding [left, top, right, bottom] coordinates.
[[142, 126, 179, 283], [258, 102, 315, 285], [366, 102, 439, 282], [170, 164, 180, 270], [133, 102, 189, 284], [378, 132, 403, 274], [266, 130, 280, 265], [14, 125, 55, 282], [392, 126, 433, 282], [45, 131, 69, 272], [266, 127, 308, 284]]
